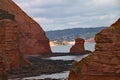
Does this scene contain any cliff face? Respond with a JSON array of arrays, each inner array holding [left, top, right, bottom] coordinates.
[[0, 0, 51, 54], [0, 19, 24, 80], [0, 9, 30, 80], [70, 38, 85, 53], [0, 51, 8, 80], [0, 19, 20, 69], [0, 18, 31, 71], [68, 18, 120, 80]]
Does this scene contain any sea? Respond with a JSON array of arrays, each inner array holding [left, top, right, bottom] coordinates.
[[51, 42, 95, 52], [22, 43, 95, 80]]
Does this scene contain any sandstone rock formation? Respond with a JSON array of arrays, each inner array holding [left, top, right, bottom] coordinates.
[[68, 18, 120, 80], [0, 54, 8, 80], [0, 0, 51, 54], [0, 18, 31, 70], [70, 38, 86, 53], [0, 10, 33, 80], [0, 19, 20, 69]]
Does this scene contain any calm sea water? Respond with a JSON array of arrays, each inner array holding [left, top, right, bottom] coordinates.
[[21, 43, 95, 80], [44, 54, 89, 61], [51, 42, 95, 52], [23, 54, 89, 80]]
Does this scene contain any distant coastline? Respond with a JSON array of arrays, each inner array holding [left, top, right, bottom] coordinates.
[[49, 37, 95, 46]]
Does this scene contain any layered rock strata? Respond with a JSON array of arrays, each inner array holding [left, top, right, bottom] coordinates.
[[0, 10, 33, 80], [0, 54, 8, 80], [68, 19, 120, 80], [0, 0, 51, 54], [0, 18, 30, 71], [0, 19, 20, 69]]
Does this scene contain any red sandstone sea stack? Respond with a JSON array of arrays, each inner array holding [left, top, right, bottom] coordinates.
[[0, 0, 51, 54], [70, 38, 88, 54], [68, 18, 120, 80]]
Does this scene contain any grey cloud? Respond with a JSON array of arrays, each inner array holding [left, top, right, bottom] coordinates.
[[13, 0, 120, 31]]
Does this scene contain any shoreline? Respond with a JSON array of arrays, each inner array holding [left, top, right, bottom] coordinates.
[[8, 52, 90, 79]]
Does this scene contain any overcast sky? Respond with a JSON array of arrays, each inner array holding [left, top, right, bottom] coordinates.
[[13, 0, 120, 31]]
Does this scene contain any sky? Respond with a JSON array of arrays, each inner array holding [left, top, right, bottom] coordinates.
[[13, 0, 120, 31]]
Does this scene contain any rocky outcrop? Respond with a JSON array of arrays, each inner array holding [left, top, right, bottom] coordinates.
[[0, 0, 51, 54], [70, 38, 86, 53], [68, 18, 120, 80], [0, 19, 20, 80], [0, 10, 32, 79], [0, 54, 8, 80], [0, 19, 20, 69], [0, 18, 31, 70]]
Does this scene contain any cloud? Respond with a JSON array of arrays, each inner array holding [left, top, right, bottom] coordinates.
[[13, 0, 120, 31], [85, 0, 118, 8], [34, 17, 54, 24], [68, 22, 81, 26], [99, 14, 117, 20]]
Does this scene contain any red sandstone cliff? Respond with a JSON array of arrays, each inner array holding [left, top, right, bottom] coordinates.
[[0, 19, 20, 69], [68, 18, 120, 80], [0, 52, 8, 80], [0, 19, 31, 80], [0, 0, 51, 54]]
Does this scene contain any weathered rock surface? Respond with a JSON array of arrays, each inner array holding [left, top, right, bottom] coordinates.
[[0, 9, 32, 79], [70, 38, 86, 53], [0, 0, 51, 54], [0, 54, 8, 80], [0, 19, 25, 80], [0, 19, 20, 69], [68, 18, 120, 80], [0, 18, 31, 70]]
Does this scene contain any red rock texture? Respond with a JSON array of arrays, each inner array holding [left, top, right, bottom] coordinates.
[[70, 38, 85, 53], [0, 0, 51, 54], [68, 18, 120, 80], [0, 19, 31, 71], [0, 53, 8, 80], [0, 9, 32, 80], [0, 19, 21, 70]]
